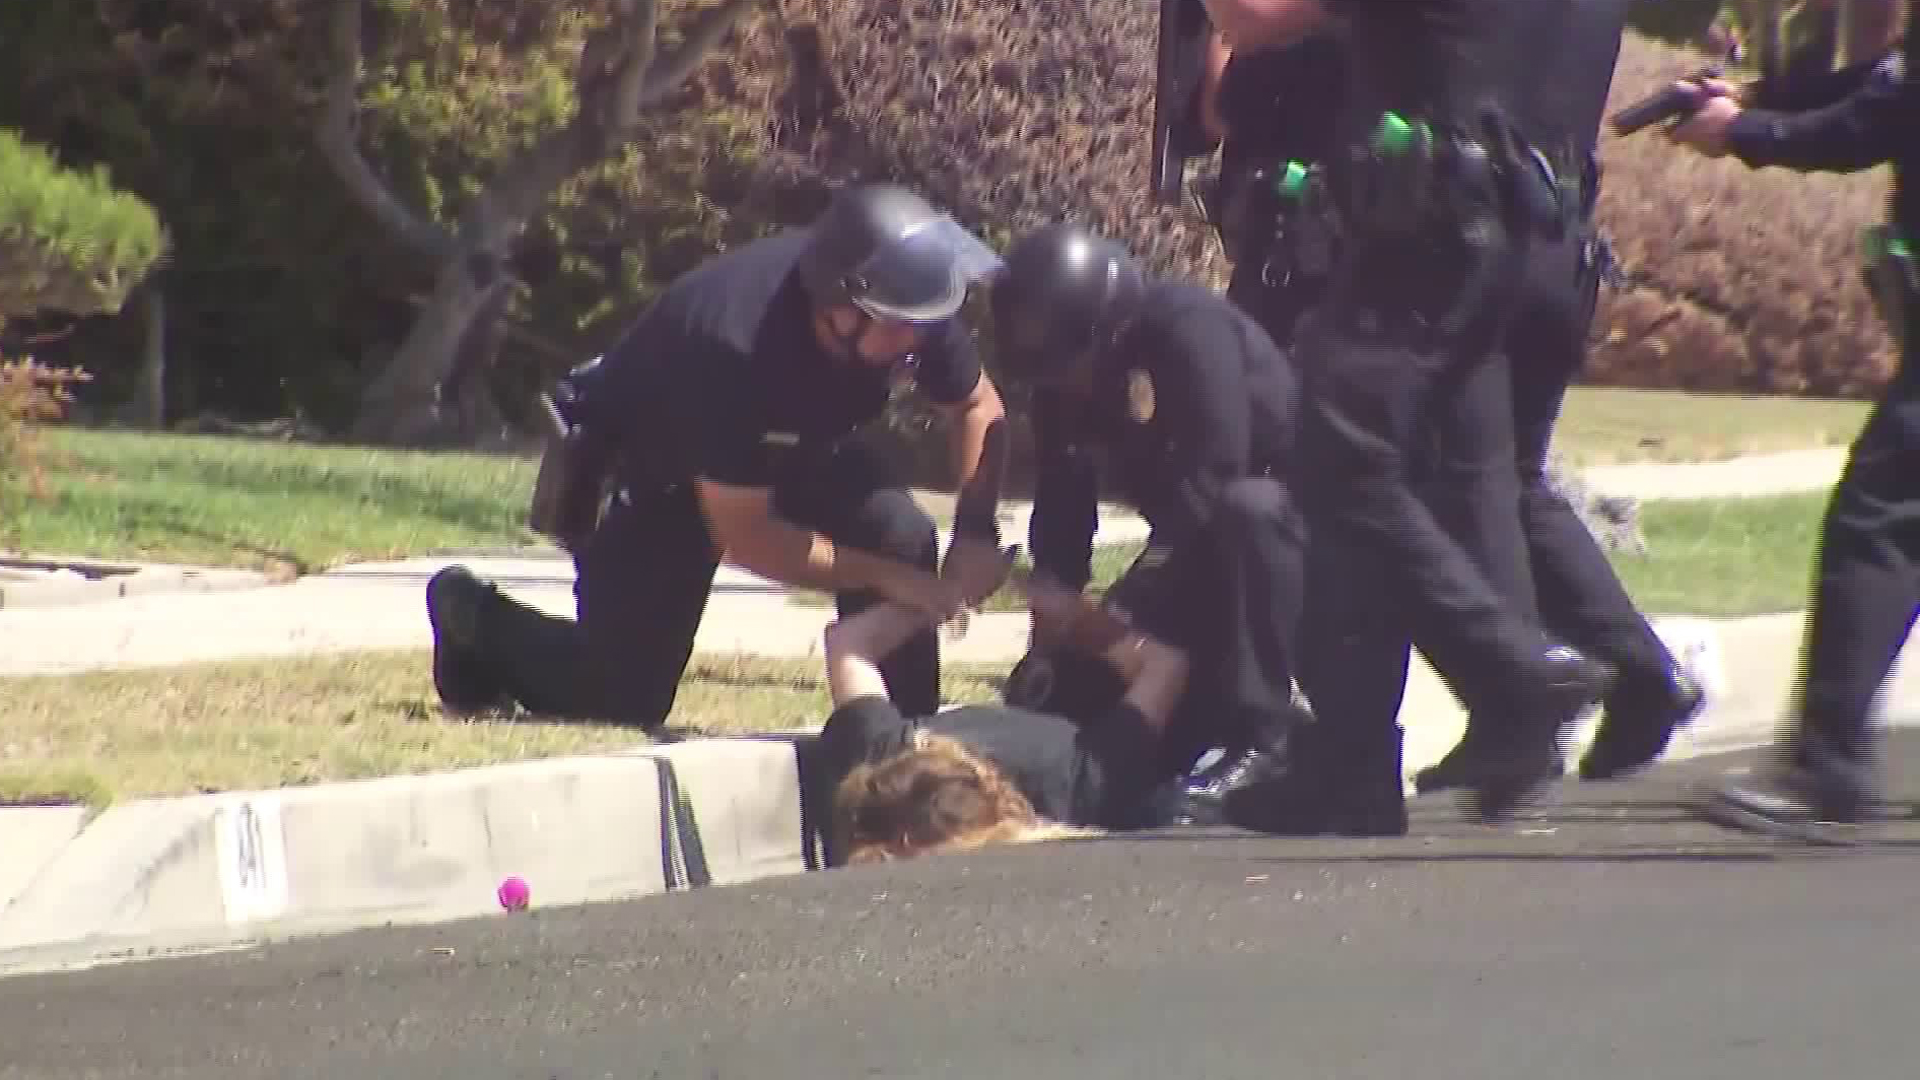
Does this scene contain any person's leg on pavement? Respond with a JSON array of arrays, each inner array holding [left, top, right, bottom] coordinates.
[[1404, 344, 1559, 793], [1263, 520, 1412, 836], [775, 436, 943, 717], [427, 483, 720, 727], [1703, 360, 1920, 839], [1508, 235, 1703, 781], [1293, 242, 1610, 821]]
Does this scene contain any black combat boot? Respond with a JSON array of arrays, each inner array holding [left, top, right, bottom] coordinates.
[[1458, 647, 1615, 824], [1414, 726, 1565, 795], [1578, 665, 1706, 781], [1208, 721, 1409, 838], [425, 565, 511, 713], [1696, 732, 1875, 846]]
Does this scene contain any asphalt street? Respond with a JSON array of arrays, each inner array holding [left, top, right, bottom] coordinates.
[[7, 736, 1920, 1080]]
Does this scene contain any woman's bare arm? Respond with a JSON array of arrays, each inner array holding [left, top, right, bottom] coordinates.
[[823, 602, 939, 707]]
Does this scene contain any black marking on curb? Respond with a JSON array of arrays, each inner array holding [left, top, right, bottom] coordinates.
[[652, 757, 712, 891]]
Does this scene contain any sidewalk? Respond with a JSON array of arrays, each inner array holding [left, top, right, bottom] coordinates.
[[0, 446, 1851, 680], [1580, 447, 1846, 502]]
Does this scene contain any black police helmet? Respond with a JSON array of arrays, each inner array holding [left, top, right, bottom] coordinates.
[[797, 183, 1003, 325], [989, 223, 1145, 386]]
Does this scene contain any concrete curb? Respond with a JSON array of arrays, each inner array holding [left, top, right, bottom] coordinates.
[[0, 555, 268, 610], [0, 738, 813, 979], [0, 609, 1877, 981]]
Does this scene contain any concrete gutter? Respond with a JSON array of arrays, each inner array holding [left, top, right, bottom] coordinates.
[[12, 608, 1905, 982]]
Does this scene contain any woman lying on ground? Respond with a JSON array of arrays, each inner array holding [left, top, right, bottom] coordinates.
[[814, 574, 1192, 865]]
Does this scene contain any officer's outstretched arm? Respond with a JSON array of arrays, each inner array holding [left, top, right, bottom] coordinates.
[[1199, 0, 1328, 50], [939, 374, 1009, 542], [1724, 52, 1913, 174], [1027, 389, 1100, 594], [695, 479, 956, 622]]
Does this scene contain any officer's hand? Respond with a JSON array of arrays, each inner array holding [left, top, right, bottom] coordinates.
[[879, 567, 969, 627], [941, 536, 1017, 607], [1024, 573, 1133, 655], [1668, 94, 1742, 158], [1023, 573, 1082, 633]]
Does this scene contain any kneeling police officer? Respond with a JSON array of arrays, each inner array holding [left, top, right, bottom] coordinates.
[[426, 183, 1011, 727], [990, 223, 1315, 815]]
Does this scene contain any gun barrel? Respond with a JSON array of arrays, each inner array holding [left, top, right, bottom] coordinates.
[[1607, 65, 1724, 137]]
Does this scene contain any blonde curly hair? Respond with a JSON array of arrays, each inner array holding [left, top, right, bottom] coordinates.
[[834, 729, 1102, 864]]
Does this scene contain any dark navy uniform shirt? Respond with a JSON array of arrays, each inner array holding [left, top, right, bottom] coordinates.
[[577, 230, 983, 492], [1728, 28, 1915, 239], [1322, 0, 1600, 146], [1216, 30, 1349, 173], [1027, 282, 1298, 591]]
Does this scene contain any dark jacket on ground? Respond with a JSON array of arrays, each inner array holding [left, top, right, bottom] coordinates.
[[814, 695, 1163, 830]]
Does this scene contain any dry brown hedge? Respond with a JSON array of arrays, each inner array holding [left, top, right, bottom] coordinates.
[[725, 9, 1896, 412], [735, 0, 1222, 280], [1589, 34, 1895, 397]]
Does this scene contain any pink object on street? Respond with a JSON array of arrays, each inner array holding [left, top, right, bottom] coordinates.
[[497, 875, 531, 911]]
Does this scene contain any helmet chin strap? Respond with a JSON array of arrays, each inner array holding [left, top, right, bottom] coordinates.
[[1090, 258, 1145, 353]]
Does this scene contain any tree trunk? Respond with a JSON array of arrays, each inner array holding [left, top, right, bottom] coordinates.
[[131, 285, 165, 429], [442, 285, 514, 446], [320, 0, 762, 445], [348, 250, 507, 444]]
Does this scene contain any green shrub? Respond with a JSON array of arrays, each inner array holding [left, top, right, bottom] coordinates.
[[0, 128, 165, 321]]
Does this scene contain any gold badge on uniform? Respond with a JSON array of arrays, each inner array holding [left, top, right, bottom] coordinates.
[[1126, 368, 1156, 424]]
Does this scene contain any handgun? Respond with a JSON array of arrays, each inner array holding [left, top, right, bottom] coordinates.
[[1608, 64, 1726, 137]]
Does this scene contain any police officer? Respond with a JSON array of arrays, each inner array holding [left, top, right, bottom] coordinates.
[[424, 183, 1012, 727], [1666, 15, 1916, 839], [1202, 23, 1351, 350], [1413, 0, 1708, 794], [1198, 0, 1617, 823], [990, 224, 1315, 807]]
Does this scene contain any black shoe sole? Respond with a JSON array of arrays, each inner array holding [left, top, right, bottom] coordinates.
[[1693, 789, 1865, 847], [1418, 748, 1562, 795]]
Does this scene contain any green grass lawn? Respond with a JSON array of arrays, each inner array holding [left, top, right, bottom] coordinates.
[[945, 490, 1827, 620], [0, 651, 1008, 808], [0, 385, 1854, 594], [4, 427, 543, 572], [1549, 387, 1868, 467]]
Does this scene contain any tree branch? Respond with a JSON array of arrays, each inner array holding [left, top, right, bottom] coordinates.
[[635, 0, 760, 107], [314, 0, 455, 259], [604, 0, 664, 132]]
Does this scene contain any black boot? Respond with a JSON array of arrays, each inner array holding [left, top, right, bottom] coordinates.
[[1457, 647, 1614, 824], [1212, 722, 1409, 838], [1304, 722, 1409, 837], [1579, 665, 1706, 781], [425, 565, 510, 713], [1414, 726, 1564, 795], [1696, 733, 1875, 846]]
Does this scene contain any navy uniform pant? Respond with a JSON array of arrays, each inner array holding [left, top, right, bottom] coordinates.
[[480, 436, 942, 727]]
